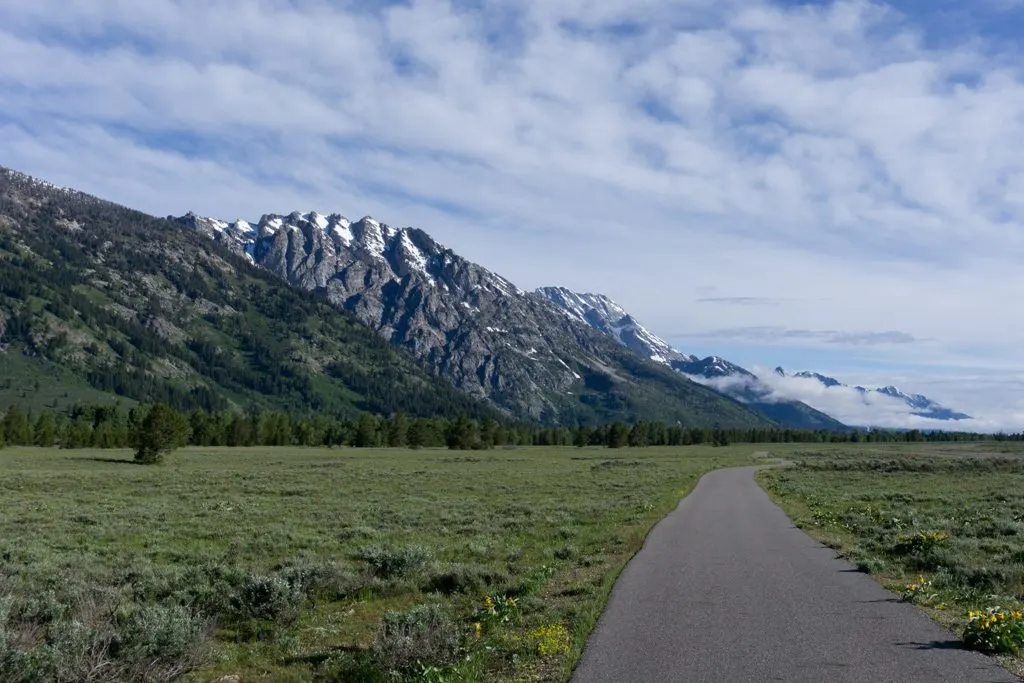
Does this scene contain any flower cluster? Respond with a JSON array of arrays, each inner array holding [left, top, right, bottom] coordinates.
[[963, 607, 1024, 653], [476, 594, 519, 628], [900, 576, 940, 607], [528, 624, 571, 657]]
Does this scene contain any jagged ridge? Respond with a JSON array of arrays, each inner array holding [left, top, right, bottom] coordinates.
[[176, 209, 773, 427]]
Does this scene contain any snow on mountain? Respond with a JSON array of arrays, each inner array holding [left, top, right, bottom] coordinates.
[[793, 371, 843, 388], [179, 209, 445, 279], [676, 355, 754, 379], [874, 385, 972, 421], [536, 287, 695, 364]]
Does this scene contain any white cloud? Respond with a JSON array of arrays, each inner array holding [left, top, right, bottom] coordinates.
[[1, 0, 1024, 427], [690, 368, 1024, 432]]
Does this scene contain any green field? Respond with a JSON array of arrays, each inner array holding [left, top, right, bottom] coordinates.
[[760, 442, 1024, 677], [0, 445, 759, 682]]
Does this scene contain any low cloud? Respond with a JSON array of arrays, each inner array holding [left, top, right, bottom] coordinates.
[[688, 367, 1024, 432]]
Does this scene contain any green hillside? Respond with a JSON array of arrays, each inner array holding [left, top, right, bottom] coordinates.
[[0, 168, 495, 420]]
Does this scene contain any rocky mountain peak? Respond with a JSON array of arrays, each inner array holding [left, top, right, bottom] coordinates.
[[536, 286, 694, 365]]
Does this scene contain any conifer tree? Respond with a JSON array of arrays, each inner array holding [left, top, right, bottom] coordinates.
[[3, 405, 31, 446], [133, 404, 190, 464], [33, 412, 57, 447]]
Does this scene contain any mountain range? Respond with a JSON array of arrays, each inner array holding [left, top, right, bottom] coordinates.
[[0, 165, 971, 429], [534, 288, 848, 430], [176, 208, 858, 429], [525, 285, 970, 426], [0, 167, 772, 428], [171, 209, 770, 427]]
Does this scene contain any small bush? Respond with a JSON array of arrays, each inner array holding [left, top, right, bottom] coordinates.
[[358, 544, 432, 580], [167, 562, 250, 617], [319, 651, 388, 683], [553, 545, 578, 561], [230, 574, 304, 624], [371, 604, 460, 674], [960, 565, 1013, 591], [423, 563, 509, 596], [892, 531, 950, 556], [277, 560, 360, 603], [114, 604, 209, 682], [901, 576, 942, 607]]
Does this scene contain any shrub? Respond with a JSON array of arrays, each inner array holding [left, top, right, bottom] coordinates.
[[230, 574, 304, 624], [423, 563, 509, 596], [371, 604, 460, 674], [900, 576, 941, 607], [171, 563, 251, 617], [892, 531, 950, 556], [890, 531, 953, 571], [0, 591, 207, 683], [114, 604, 209, 682], [358, 544, 432, 580], [277, 560, 359, 602]]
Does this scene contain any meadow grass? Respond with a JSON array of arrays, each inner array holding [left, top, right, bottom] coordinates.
[[759, 442, 1024, 676], [0, 444, 757, 682]]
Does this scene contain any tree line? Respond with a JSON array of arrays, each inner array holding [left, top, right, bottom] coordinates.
[[0, 403, 1015, 452]]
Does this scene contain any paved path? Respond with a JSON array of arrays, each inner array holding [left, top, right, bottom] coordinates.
[[572, 466, 1021, 683]]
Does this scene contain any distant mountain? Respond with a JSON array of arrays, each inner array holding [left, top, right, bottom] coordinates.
[[175, 209, 772, 428], [775, 369, 972, 421], [793, 371, 843, 388], [537, 291, 847, 431], [672, 358, 849, 431]]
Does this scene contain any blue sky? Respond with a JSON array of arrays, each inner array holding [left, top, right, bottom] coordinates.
[[2, 0, 1024, 429]]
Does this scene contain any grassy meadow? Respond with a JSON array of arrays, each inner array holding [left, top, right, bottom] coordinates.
[[760, 442, 1024, 676], [0, 444, 759, 682]]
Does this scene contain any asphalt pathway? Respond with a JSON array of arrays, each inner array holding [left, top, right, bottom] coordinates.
[[571, 465, 1021, 683]]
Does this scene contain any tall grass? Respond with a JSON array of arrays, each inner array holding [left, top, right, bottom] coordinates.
[[0, 445, 756, 681]]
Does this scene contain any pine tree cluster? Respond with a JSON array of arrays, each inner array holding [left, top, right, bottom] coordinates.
[[0, 404, 1010, 452]]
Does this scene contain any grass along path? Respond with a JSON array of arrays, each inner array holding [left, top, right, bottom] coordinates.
[[0, 445, 757, 682], [758, 443, 1024, 679]]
